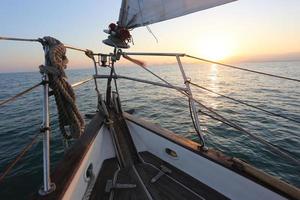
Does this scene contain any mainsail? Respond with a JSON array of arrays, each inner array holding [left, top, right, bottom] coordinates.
[[118, 0, 236, 29]]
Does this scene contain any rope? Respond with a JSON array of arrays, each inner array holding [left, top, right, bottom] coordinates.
[[0, 82, 42, 107], [188, 81, 300, 125], [39, 36, 85, 139], [122, 54, 300, 165], [0, 132, 41, 183], [185, 55, 300, 83]]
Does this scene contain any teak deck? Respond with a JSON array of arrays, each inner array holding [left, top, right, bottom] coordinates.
[[90, 152, 229, 200]]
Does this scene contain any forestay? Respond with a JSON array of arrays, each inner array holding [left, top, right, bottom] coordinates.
[[118, 0, 236, 28]]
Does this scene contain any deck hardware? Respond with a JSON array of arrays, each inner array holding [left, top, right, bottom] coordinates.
[[39, 72, 56, 195], [39, 126, 51, 133], [151, 165, 172, 183], [112, 92, 122, 113], [176, 55, 206, 148], [165, 148, 178, 158], [198, 145, 208, 152], [63, 125, 72, 138], [105, 119, 114, 125], [100, 54, 108, 67], [85, 113, 96, 119], [84, 163, 94, 182], [105, 179, 136, 192]]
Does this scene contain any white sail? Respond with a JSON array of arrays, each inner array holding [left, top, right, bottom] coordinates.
[[118, 0, 236, 28]]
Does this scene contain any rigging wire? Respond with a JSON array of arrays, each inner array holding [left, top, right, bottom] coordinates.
[[0, 76, 93, 181], [1, 36, 299, 164], [1, 35, 299, 82], [71, 77, 94, 88], [198, 110, 300, 162], [196, 102, 300, 166], [64, 45, 90, 53], [0, 78, 93, 107], [0, 36, 92, 54], [146, 25, 159, 43], [0, 131, 41, 183], [0, 36, 40, 43], [0, 77, 93, 182], [188, 81, 300, 124], [122, 54, 300, 165], [199, 109, 292, 151], [0, 82, 42, 107], [185, 55, 300, 83]]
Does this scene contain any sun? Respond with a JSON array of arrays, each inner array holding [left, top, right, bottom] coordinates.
[[195, 34, 235, 61]]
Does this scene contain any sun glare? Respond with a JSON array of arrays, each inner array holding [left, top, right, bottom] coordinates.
[[195, 34, 235, 61]]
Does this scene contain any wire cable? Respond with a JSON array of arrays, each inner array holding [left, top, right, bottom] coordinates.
[[185, 55, 300, 83], [122, 54, 300, 165], [0, 82, 42, 107], [71, 77, 94, 88], [197, 106, 300, 166], [0, 36, 40, 43], [188, 81, 300, 124], [0, 132, 41, 183], [1, 77, 92, 107]]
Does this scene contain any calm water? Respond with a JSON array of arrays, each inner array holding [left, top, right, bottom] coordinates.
[[0, 61, 300, 199]]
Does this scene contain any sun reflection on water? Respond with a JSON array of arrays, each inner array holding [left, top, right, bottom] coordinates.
[[209, 64, 218, 81], [209, 64, 220, 92]]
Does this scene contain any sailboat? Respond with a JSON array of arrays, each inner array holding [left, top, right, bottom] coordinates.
[[0, 0, 299, 199]]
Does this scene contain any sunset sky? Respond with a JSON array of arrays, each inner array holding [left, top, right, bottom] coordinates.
[[0, 0, 300, 72]]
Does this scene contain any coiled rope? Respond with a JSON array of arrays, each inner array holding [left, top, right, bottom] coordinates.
[[0, 35, 93, 181], [39, 36, 84, 138]]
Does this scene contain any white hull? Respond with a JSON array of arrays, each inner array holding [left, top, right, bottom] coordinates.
[[62, 126, 116, 200]]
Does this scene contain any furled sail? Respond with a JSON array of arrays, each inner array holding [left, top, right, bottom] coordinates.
[[118, 0, 236, 29]]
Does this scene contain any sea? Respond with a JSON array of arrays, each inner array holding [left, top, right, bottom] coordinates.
[[0, 60, 300, 199]]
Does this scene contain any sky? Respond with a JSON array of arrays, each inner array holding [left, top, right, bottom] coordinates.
[[0, 0, 300, 73]]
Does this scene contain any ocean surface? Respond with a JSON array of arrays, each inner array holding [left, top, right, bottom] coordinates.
[[0, 60, 300, 199]]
